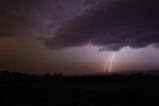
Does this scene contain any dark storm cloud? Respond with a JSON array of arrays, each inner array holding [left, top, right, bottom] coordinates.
[[0, 0, 98, 37], [45, 0, 159, 51]]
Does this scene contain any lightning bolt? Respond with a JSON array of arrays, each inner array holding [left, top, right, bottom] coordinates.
[[108, 53, 116, 73]]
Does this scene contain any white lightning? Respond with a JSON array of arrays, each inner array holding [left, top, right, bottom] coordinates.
[[108, 53, 116, 73]]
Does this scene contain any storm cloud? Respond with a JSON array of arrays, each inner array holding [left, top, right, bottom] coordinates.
[[1, 0, 159, 51], [0, 0, 98, 37], [45, 0, 159, 51]]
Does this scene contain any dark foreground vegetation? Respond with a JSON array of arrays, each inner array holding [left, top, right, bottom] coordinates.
[[1, 71, 159, 106]]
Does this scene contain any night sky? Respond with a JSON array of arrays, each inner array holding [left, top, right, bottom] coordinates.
[[1, 0, 159, 75]]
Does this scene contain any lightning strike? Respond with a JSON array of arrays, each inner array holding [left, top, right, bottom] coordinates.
[[108, 53, 116, 73]]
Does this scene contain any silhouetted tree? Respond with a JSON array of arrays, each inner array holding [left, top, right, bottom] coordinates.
[[0, 70, 10, 76]]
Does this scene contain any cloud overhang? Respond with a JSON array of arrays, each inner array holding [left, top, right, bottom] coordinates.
[[1, 0, 159, 51], [44, 0, 159, 51]]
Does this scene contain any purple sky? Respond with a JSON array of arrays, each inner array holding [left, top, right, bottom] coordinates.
[[1, 0, 159, 75]]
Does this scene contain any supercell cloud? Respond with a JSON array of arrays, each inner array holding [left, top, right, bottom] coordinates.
[[1, 0, 159, 51], [0, 0, 97, 36], [45, 0, 159, 51]]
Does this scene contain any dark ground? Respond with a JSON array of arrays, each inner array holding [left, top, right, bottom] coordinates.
[[0, 71, 159, 106]]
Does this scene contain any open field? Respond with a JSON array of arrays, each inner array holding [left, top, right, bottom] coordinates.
[[1, 72, 159, 106]]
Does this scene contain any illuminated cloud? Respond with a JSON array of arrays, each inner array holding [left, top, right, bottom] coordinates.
[[45, 0, 159, 51], [1, 0, 159, 51]]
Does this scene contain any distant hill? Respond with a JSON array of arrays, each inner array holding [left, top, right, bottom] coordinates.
[[85, 70, 159, 77]]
